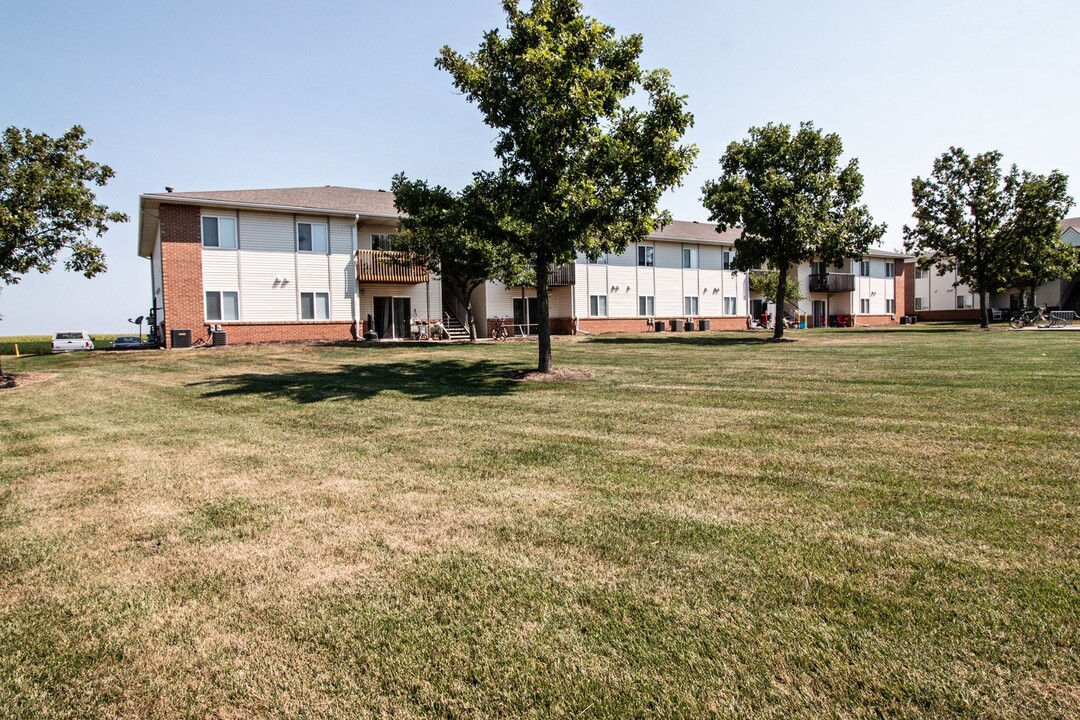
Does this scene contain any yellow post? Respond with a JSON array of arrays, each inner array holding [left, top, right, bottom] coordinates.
[[14, 344, 19, 357]]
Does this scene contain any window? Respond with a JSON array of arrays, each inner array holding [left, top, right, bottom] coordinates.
[[956, 295, 966, 309], [300, 292, 330, 320], [810, 261, 827, 276], [638, 295, 654, 316], [886, 298, 896, 314], [371, 233, 398, 251], [684, 296, 698, 315], [723, 296, 737, 315], [682, 247, 698, 269], [589, 295, 607, 317], [637, 245, 654, 267], [859, 261, 870, 277], [298, 222, 328, 253], [860, 298, 870, 314], [588, 253, 607, 264], [914, 266, 925, 279], [722, 250, 733, 270], [885, 262, 895, 278], [201, 216, 237, 249], [205, 291, 239, 321], [914, 297, 924, 311]]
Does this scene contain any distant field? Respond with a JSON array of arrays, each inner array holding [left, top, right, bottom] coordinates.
[[0, 335, 124, 356], [0, 327, 1077, 718]]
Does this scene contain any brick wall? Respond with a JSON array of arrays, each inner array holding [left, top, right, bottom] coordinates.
[[901, 260, 916, 317], [159, 204, 205, 348], [856, 314, 898, 326], [915, 309, 984, 321], [212, 321, 356, 345], [575, 316, 748, 334]]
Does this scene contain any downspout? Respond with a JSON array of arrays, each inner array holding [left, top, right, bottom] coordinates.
[[351, 215, 360, 339]]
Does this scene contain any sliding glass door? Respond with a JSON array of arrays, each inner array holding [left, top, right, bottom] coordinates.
[[373, 296, 412, 339]]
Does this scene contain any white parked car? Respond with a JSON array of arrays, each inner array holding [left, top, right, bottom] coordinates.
[[51, 331, 95, 353]]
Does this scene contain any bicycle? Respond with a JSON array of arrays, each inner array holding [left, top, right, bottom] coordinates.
[[1009, 306, 1050, 329], [489, 316, 510, 340]]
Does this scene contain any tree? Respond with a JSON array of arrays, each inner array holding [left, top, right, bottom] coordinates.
[[436, 0, 697, 372], [702, 122, 884, 340], [1001, 168, 1075, 307], [391, 172, 530, 340], [903, 148, 1013, 329], [749, 269, 804, 307], [0, 126, 128, 289]]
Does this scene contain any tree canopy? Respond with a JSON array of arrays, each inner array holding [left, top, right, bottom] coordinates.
[[391, 172, 530, 340], [1000, 168, 1075, 307], [702, 121, 884, 339], [0, 125, 128, 289], [436, 0, 697, 371]]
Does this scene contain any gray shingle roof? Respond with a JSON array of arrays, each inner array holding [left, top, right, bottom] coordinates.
[[149, 186, 400, 215]]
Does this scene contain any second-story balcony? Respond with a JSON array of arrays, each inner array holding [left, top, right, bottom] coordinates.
[[809, 272, 855, 293], [547, 264, 576, 287], [356, 249, 430, 284]]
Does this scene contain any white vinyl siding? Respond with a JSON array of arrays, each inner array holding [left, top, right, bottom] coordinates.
[[202, 249, 239, 290]]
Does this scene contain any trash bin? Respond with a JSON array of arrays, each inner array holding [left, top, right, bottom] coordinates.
[[698, 319, 711, 331], [170, 328, 191, 348], [908, 315, 917, 325], [211, 330, 228, 346], [668, 319, 681, 332], [899, 315, 909, 325]]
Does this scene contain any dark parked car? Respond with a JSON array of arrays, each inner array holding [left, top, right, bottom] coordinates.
[[111, 336, 146, 350]]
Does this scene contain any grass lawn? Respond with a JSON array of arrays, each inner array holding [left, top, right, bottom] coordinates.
[[0, 326, 1077, 718]]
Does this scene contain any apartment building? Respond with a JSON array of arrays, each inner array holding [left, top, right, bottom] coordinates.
[[138, 186, 912, 346]]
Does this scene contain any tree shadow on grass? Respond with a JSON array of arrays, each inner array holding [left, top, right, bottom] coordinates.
[[584, 333, 774, 348], [190, 358, 521, 404]]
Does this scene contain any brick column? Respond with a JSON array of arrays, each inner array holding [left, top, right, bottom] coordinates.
[[896, 260, 914, 317], [159, 204, 205, 348]]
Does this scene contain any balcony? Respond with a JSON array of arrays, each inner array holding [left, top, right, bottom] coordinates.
[[547, 264, 576, 287], [356, 250, 430, 284], [809, 272, 855, 293]]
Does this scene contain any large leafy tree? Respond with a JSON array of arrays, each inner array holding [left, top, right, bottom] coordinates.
[[436, 0, 697, 372], [702, 122, 884, 340], [391, 172, 530, 340], [903, 148, 1013, 329], [0, 125, 128, 289], [1001, 168, 1075, 307]]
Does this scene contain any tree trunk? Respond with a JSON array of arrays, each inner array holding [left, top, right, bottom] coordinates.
[[536, 256, 552, 372], [1027, 287, 1037, 309], [772, 262, 789, 340], [979, 287, 990, 329], [465, 282, 478, 342]]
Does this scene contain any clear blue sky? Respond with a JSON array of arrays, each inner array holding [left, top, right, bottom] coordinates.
[[3, 0, 1078, 334]]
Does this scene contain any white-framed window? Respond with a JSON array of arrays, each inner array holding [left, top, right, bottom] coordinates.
[[300, 292, 330, 320], [914, 266, 925, 279], [885, 262, 895, 278], [201, 215, 237, 249], [859, 261, 870, 277], [886, 298, 896, 314], [684, 296, 698, 315], [205, 291, 239, 321], [589, 295, 607, 317], [956, 295, 966, 309], [637, 245, 654, 267], [723, 296, 737, 315], [682, 247, 699, 269], [860, 298, 870, 314], [722, 250, 733, 270], [588, 253, 607, 264], [914, 297, 925, 311], [810, 261, 827, 276], [638, 295, 654, 316], [298, 222, 328, 253], [371, 233, 398, 252]]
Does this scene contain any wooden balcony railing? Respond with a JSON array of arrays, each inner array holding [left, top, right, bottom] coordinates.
[[809, 272, 856, 293], [356, 250, 430, 284], [547, 264, 576, 287]]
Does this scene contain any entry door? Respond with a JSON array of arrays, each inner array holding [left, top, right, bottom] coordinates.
[[750, 298, 767, 323], [373, 296, 412, 339], [513, 297, 539, 336], [812, 300, 826, 328]]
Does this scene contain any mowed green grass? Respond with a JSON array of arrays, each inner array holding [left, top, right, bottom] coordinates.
[[0, 327, 1077, 719]]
